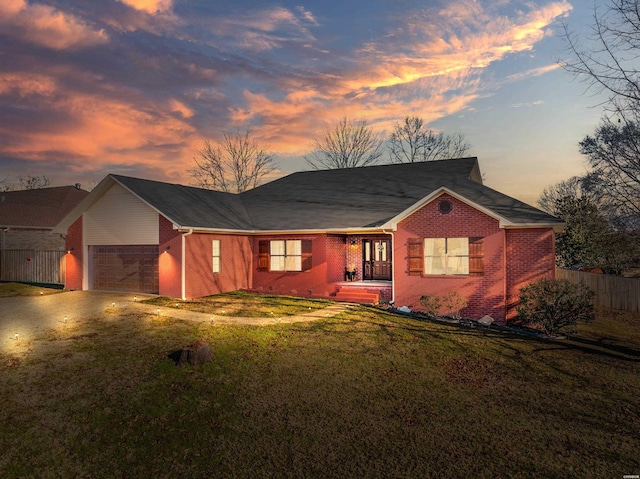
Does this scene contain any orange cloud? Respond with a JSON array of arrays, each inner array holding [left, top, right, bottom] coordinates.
[[229, 1, 571, 158], [0, 0, 109, 50], [117, 0, 172, 14]]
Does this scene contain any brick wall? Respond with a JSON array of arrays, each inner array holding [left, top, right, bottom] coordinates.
[[505, 228, 556, 320], [253, 234, 333, 298], [65, 216, 83, 290], [158, 215, 182, 298], [394, 193, 507, 321], [184, 232, 252, 299]]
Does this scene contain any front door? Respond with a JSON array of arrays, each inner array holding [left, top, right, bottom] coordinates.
[[363, 239, 392, 280]]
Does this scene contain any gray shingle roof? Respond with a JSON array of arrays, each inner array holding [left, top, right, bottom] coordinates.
[[102, 157, 561, 231]]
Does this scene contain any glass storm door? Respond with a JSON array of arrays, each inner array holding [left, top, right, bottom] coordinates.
[[363, 239, 392, 280]]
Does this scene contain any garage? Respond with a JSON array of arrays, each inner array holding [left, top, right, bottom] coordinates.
[[91, 245, 159, 293]]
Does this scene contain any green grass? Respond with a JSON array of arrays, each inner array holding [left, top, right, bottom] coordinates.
[[143, 290, 332, 317], [0, 282, 64, 297], [0, 299, 638, 478]]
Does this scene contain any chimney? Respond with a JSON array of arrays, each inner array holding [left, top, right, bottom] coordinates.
[[74, 183, 81, 189]]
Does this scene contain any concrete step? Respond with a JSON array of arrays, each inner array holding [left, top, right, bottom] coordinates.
[[334, 288, 380, 304]]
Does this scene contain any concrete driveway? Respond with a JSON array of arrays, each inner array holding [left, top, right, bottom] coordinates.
[[0, 290, 155, 353]]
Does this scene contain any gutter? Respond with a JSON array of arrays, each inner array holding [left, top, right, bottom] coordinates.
[[181, 229, 193, 300]]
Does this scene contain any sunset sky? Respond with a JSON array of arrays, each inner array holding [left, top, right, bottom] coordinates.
[[0, 0, 608, 205]]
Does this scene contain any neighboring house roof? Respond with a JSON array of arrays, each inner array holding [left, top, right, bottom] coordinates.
[[0, 186, 89, 229], [54, 158, 564, 234]]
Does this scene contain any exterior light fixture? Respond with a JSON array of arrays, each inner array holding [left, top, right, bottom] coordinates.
[[350, 240, 357, 247], [157, 308, 160, 316], [112, 302, 115, 308], [64, 315, 67, 323], [14, 333, 18, 340], [134, 295, 137, 302], [40, 291, 43, 296], [66, 247, 75, 254]]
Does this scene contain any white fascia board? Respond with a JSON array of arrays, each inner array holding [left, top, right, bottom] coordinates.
[[380, 186, 515, 230], [176, 226, 390, 235], [503, 223, 566, 233], [0, 225, 54, 230]]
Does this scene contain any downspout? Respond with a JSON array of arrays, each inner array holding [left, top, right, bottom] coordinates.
[[383, 229, 395, 304], [181, 229, 193, 300]]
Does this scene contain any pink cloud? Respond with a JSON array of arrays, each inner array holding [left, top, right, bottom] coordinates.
[[0, 0, 109, 50], [229, 1, 572, 157], [117, 0, 172, 14]]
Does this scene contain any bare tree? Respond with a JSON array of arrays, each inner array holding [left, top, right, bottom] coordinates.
[[189, 130, 277, 193], [1, 175, 52, 191], [561, 0, 640, 111], [561, 0, 640, 229], [388, 116, 471, 163], [537, 176, 592, 216], [579, 115, 640, 225], [19, 175, 51, 190], [305, 117, 384, 169]]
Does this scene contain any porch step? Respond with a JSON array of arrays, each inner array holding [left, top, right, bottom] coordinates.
[[334, 287, 380, 304]]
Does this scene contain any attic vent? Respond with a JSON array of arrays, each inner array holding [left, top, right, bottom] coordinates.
[[438, 199, 452, 215]]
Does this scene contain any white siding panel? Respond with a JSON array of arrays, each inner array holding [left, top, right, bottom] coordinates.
[[84, 183, 159, 245]]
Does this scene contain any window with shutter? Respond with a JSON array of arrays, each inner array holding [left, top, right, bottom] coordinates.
[[258, 239, 312, 272]]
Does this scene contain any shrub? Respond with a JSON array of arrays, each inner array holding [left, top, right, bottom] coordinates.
[[419, 295, 441, 317], [419, 291, 468, 318], [441, 291, 468, 319], [517, 278, 595, 335]]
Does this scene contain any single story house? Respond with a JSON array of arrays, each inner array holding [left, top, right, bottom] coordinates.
[[54, 158, 563, 322]]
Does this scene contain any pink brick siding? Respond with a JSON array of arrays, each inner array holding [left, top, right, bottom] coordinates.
[[394, 194, 507, 321], [159, 215, 182, 298], [393, 194, 557, 323], [253, 234, 334, 298], [65, 216, 83, 290], [505, 228, 556, 320], [184, 233, 252, 299]]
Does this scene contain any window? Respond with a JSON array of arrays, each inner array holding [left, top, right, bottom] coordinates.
[[424, 238, 469, 275], [258, 239, 313, 272], [270, 240, 302, 271], [212, 240, 221, 273], [407, 237, 484, 276]]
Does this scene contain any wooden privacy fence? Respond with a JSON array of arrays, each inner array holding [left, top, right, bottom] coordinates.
[[556, 268, 640, 313], [0, 250, 66, 285]]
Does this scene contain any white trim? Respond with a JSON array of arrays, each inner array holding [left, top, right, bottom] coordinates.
[[82, 215, 88, 291], [181, 229, 193, 300]]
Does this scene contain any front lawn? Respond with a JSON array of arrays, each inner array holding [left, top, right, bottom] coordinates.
[[0, 282, 63, 297], [0, 297, 638, 478], [143, 290, 332, 317]]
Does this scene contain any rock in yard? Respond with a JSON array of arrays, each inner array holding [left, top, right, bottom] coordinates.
[[478, 315, 494, 327], [177, 339, 213, 366]]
